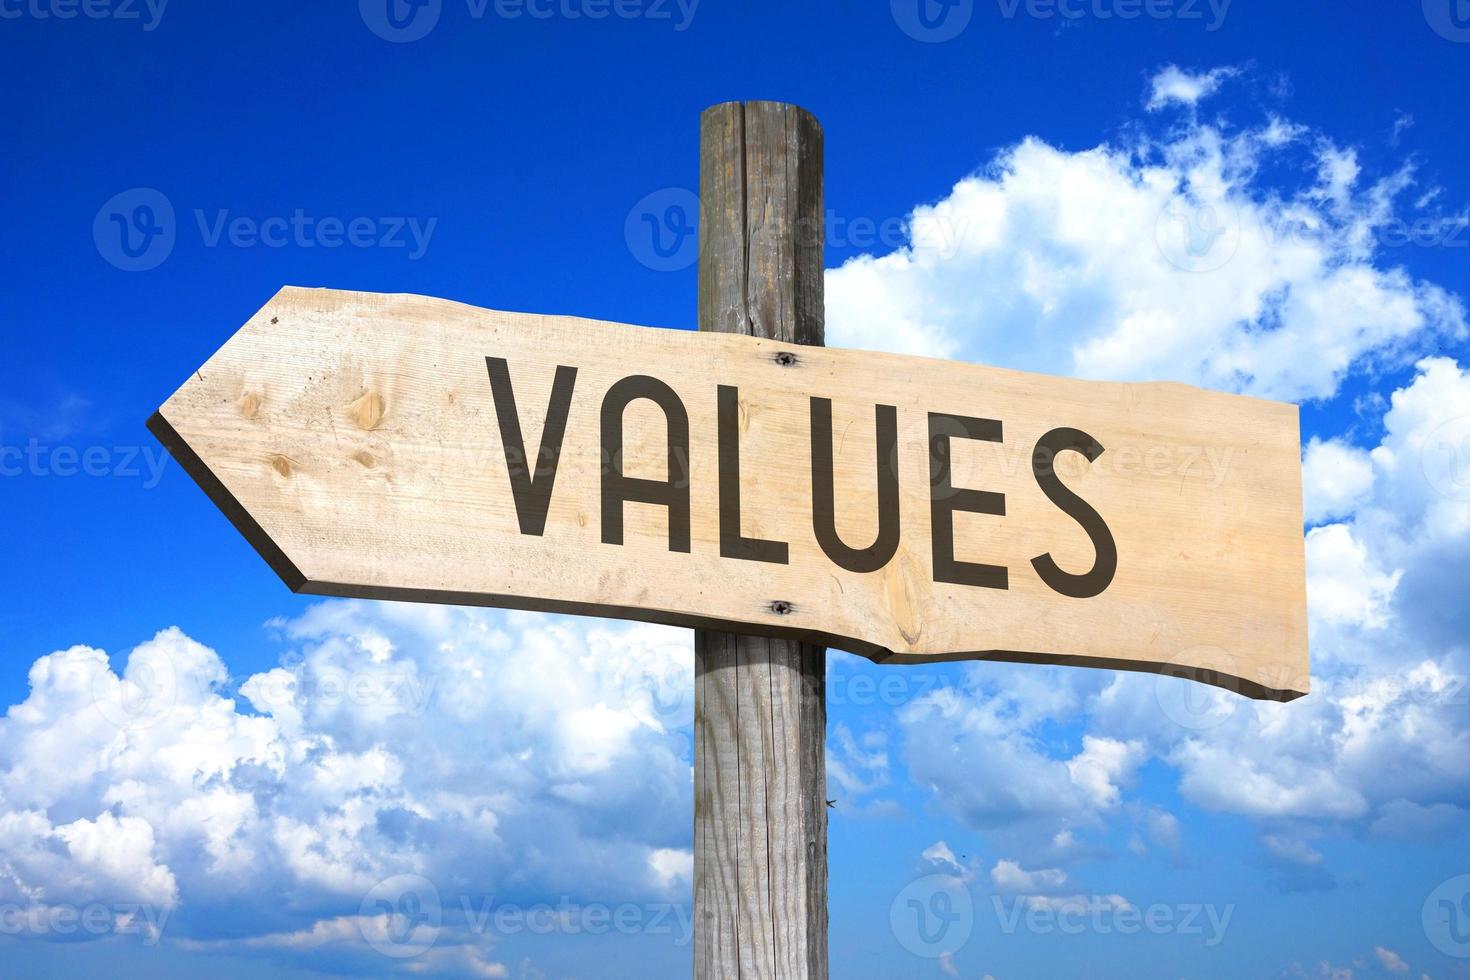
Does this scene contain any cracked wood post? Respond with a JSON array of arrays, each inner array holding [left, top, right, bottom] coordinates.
[[694, 101, 829, 979]]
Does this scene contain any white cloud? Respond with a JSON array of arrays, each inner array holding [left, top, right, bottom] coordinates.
[[1373, 946, 1409, 974], [1169, 727, 1369, 821], [921, 840, 964, 875], [1065, 736, 1145, 809], [1303, 438, 1377, 525], [0, 809, 178, 916], [1146, 65, 1238, 111], [1146, 808, 1182, 849], [1368, 356, 1470, 541], [4, 65, 1469, 974], [900, 677, 1140, 839], [0, 609, 696, 971], [989, 859, 1068, 894], [1368, 799, 1466, 840], [1080, 360, 1470, 833], [1304, 523, 1400, 630], [827, 722, 890, 799], [647, 847, 693, 891], [844, 72, 1470, 868], [1262, 833, 1323, 867], [826, 75, 1464, 401], [181, 914, 509, 978]]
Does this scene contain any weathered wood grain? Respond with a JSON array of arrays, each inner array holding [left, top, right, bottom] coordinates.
[[693, 101, 829, 980], [148, 280, 1309, 701]]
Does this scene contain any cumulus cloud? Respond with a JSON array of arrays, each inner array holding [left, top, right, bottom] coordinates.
[[1065, 736, 1145, 809], [827, 722, 891, 799], [1304, 523, 1401, 631], [904, 356, 1470, 860], [900, 677, 1144, 845], [921, 841, 966, 877], [1144, 808, 1182, 850], [1262, 833, 1324, 867], [826, 73, 1464, 400], [989, 859, 1068, 894], [835, 66, 1470, 878], [647, 847, 693, 890], [1021, 892, 1133, 915], [5, 63, 1470, 975], [1368, 799, 1466, 840], [1302, 438, 1377, 525], [1146, 65, 1239, 111], [0, 608, 696, 972], [1373, 946, 1409, 974]]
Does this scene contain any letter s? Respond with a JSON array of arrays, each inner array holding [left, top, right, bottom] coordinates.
[[1031, 427, 1117, 599]]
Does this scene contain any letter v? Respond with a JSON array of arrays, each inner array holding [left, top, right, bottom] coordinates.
[[486, 357, 578, 536]]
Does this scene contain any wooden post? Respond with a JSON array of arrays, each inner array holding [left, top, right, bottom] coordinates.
[[694, 101, 829, 978]]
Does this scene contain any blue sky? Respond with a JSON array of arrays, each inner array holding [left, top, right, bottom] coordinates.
[[3, 2, 1470, 977]]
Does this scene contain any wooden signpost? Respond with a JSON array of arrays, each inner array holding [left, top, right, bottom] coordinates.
[[149, 102, 1308, 978]]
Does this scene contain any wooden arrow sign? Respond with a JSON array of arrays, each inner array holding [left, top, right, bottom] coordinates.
[[149, 285, 1308, 700]]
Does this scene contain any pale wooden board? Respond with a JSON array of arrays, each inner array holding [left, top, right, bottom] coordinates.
[[150, 284, 1309, 700]]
